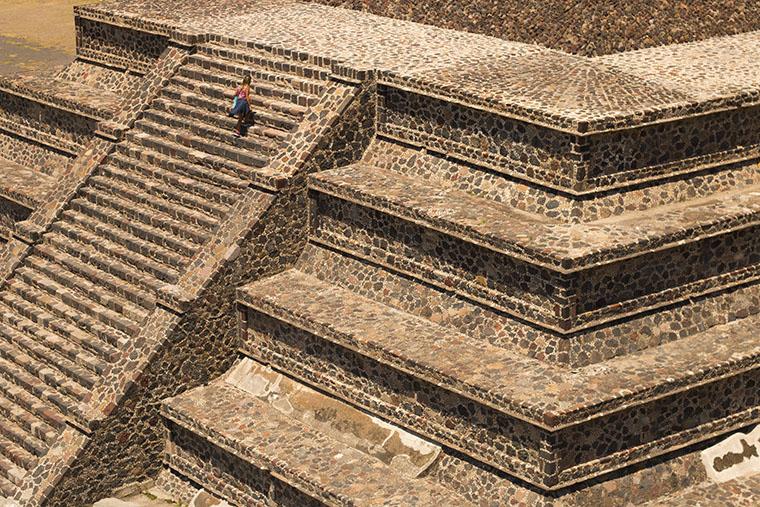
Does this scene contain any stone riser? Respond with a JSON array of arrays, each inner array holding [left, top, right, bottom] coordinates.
[[75, 17, 168, 74], [297, 243, 760, 367], [0, 199, 31, 239], [378, 86, 760, 195], [197, 44, 332, 81], [165, 421, 320, 507], [366, 136, 760, 224], [186, 54, 327, 97], [311, 191, 760, 332], [0, 130, 73, 177], [241, 306, 760, 490], [0, 92, 99, 152]]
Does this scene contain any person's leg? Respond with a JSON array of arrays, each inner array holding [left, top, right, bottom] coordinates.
[[234, 102, 250, 136]]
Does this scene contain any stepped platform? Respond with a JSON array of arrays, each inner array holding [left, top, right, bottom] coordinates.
[[161, 358, 465, 507], [0, 13, 370, 501], [77, 1, 760, 198], [0, 0, 757, 505], [237, 268, 760, 490]]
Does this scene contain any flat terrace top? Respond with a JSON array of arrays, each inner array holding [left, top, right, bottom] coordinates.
[[79, 0, 760, 133]]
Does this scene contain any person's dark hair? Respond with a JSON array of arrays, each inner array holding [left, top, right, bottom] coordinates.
[[242, 75, 251, 86]]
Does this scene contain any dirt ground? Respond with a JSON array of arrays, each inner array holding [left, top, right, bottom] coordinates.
[[0, 0, 100, 76]]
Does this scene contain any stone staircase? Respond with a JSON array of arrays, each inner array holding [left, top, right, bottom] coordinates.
[[162, 86, 760, 504], [0, 42, 334, 504], [0, 57, 137, 239]]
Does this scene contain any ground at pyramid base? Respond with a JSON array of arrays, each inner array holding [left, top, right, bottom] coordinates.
[[0, 0, 758, 505]]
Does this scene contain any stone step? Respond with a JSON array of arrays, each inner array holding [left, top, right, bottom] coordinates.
[[0, 298, 109, 376], [151, 96, 290, 144], [134, 118, 269, 170], [0, 291, 121, 365], [143, 107, 280, 157], [188, 51, 328, 95], [125, 129, 289, 191], [161, 362, 465, 507], [35, 242, 156, 313], [88, 173, 219, 238], [178, 62, 321, 107], [0, 457, 19, 498], [0, 339, 86, 424], [296, 242, 527, 360], [25, 254, 149, 325], [0, 317, 99, 393], [0, 402, 50, 459], [82, 179, 213, 245], [0, 385, 59, 445], [53, 212, 181, 285], [114, 143, 248, 198], [6, 276, 129, 352], [239, 268, 760, 489], [310, 163, 760, 332], [15, 264, 140, 339], [105, 154, 236, 217], [45, 227, 171, 296], [0, 434, 30, 489], [197, 43, 331, 82], [67, 198, 196, 264], [163, 79, 302, 130]]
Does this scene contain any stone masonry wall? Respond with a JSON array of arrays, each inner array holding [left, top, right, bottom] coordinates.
[[308, 1, 760, 56]]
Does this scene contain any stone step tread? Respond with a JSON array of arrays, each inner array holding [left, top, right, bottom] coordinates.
[[0, 345, 85, 423], [0, 157, 57, 209], [143, 107, 281, 155], [2, 73, 121, 118], [179, 63, 321, 104], [0, 331, 87, 410], [84, 177, 215, 243], [6, 276, 130, 352], [190, 50, 328, 89], [90, 171, 221, 231], [0, 316, 99, 393], [0, 404, 49, 458], [241, 269, 760, 428], [0, 290, 121, 365], [0, 387, 59, 444], [198, 43, 330, 81], [72, 193, 202, 258], [0, 297, 108, 377], [25, 254, 149, 325], [115, 142, 250, 196], [312, 164, 760, 271], [151, 96, 290, 143], [165, 78, 304, 125], [0, 373, 67, 431], [643, 474, 760, 506], [62, 204, 191, 274], [15, 263, 140, 339], [36, 241, 156, 312], [134, 118, 270, 170], [125, 129, 289, 191], [45, 227, 171, 296], [162, 381, 463, 507], [105, 153, 237, 215]]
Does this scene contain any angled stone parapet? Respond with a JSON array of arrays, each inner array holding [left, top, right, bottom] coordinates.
[[237, 270, 760, 491]]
